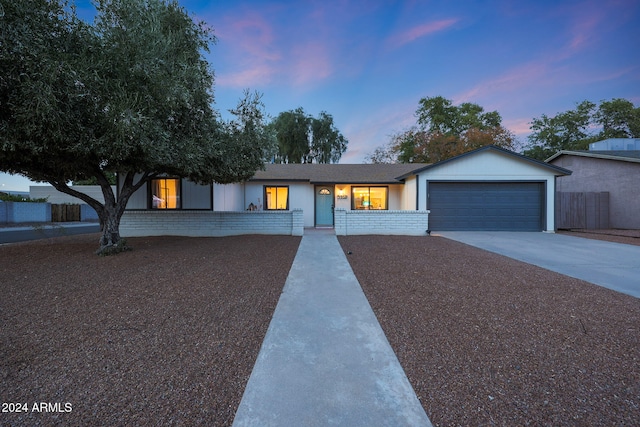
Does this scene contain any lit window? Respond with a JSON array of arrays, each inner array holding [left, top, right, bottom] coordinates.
[[150, 178, 181, 209], [352, 187, 388, 210], [265, 186, 289, 210]]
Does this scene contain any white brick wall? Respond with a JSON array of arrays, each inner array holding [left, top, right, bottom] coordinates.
[[334, 208, 429, 236], [120, 209, 304, 237]]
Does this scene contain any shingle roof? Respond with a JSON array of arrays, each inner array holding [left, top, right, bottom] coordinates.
[[546, 150, 640, 163], [250, 163, 429, 184]]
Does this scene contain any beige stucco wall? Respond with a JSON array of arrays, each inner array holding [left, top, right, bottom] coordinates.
[[213, 183, 245, 211], [244, 182, 409, 228], [550, 156, 640, 229]]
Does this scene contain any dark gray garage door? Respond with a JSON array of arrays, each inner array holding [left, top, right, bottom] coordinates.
[[428, 182, 544, 231]]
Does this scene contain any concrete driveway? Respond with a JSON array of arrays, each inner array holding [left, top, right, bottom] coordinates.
[[437, 231, 640, 299]]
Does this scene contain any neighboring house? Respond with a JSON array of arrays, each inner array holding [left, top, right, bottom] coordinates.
[[117, 145, 571, 237], [29, 185, 116, 221], [547, 150, 640, 229], [589, 138, 640, 151], [30, 185, 117, 205]]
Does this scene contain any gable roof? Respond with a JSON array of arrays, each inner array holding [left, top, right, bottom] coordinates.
[[396, 145, 572, 178], [546, 150, 640, 164], [250, 163, 429, 184]]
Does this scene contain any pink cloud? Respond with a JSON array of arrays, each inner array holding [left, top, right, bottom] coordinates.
[[454, 61, 551, 105], [216, 66, 275, 89], [387, 18, 458, 48], [503, 118, 532, 136], [557, 0, 635, 56], [214, 6, 340, 90], [341, 101, 417, 163], [224, 16, 279, 60], [213, 11, 282, 88], [290, 42, 333, 86]]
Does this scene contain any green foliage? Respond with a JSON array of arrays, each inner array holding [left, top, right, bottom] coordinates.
[[198, 90, 272, 184], [271, 108, 312, 163], [417, 96, 502, 136], [73, 172, 117, 186], [367, 96, 515, 163], [0, 193, 48, 203], [270, 108, 348, 163], [310, 111, 348, 164], [524, 98, 640, 160], [0, 0, 271, 253], [594, 98, 640, 139]]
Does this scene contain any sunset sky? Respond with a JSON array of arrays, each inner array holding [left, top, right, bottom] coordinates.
[[2, 0, 639, 191]]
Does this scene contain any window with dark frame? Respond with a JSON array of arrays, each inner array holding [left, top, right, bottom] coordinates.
[[351, 186, 388, 210], [150, 178, 181, 209], [265, 186, 289, 210]]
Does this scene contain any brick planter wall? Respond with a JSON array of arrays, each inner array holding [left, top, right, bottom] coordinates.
[[120, 209, 304, 237], [334, 208, 430, 236]]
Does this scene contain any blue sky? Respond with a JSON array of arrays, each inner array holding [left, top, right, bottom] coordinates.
[[2, 0, 639, 191]]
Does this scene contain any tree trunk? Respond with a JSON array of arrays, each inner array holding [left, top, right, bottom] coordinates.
[[49, 171, 150, 255], [96, 203, 129, 255]]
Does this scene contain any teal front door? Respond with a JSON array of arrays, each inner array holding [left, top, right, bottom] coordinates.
[[315, 186, 334, 227]]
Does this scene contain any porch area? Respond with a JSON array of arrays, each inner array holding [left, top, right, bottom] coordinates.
[[119, 208, 430, 237]]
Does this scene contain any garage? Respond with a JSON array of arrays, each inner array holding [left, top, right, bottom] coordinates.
[[427, 181, 545, 231]]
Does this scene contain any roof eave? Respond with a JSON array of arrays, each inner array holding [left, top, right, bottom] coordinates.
[[408, 145, 572, 176], [311, 180, 404, 185], [546, 150, 640, 164]]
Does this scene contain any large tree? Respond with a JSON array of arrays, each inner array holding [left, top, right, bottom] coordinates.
[[594, 98, 640, 140], [270, 108, 347, 163], [367, 96, 515, 163], [524, 98, 640, 160], [0, 0, 270, 254]]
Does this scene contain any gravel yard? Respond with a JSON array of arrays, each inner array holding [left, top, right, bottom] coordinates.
[[0, 234, 300, 427], [339, 235, 640, 426], [2, 231, 639, 426]]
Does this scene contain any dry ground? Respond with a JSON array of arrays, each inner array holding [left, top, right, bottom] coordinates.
[[339, 235, 640, 426], [0, 234, 301, 426], [558, 228, 640, 246], [2, 231, 639, 426]]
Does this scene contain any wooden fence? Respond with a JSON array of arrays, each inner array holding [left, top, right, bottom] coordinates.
[[555, 192, 609, 229], [51, 204, 81, 222]]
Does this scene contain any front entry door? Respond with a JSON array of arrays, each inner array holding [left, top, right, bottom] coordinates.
[[315, 186, 334, 227]]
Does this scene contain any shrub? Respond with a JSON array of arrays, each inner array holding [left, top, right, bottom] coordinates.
[[0, 193, 48, 203]]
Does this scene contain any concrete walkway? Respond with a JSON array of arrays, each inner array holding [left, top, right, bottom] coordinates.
[[232, 229, 432, 427], [438, 231, 640, 299]]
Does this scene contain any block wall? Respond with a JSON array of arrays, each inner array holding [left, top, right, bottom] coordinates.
[[80, 204, 99, 222], [334, 208, 429, 236], [120, 209, 304, 237], [2, 202, 51, 223]]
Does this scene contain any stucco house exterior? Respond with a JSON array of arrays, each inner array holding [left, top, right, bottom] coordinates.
[[408, 146, 570, 232], [117, 146, 570, 237], [547, 150, 640, 229]]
